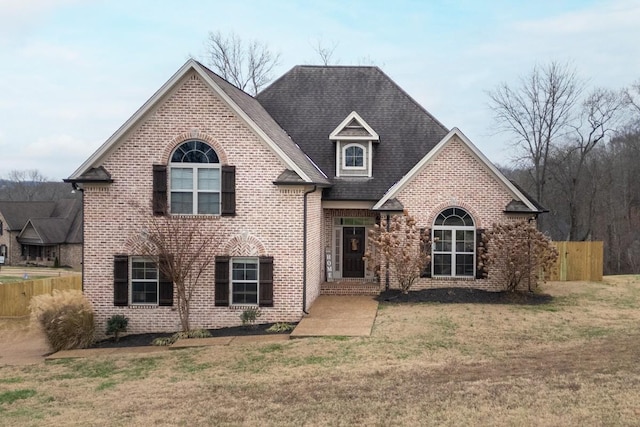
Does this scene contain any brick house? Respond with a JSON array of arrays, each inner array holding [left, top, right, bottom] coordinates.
[[0, 199, 83, 269], [67, 60, 542, 334]]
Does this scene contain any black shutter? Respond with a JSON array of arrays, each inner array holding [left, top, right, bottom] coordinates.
[[158, 255, 174, 306], [259, 256, 274, 307], [420, 228, 432, 278], [152, 165, 167, 216], [215, 256, 230, 306], [221, 165, 236, 216], [476, 228, 486, 279], [114, 255, 129, 306]]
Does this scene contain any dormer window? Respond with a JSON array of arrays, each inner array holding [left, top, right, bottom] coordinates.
[[343, 144, 366, 169], [329, 111, 379, 178]]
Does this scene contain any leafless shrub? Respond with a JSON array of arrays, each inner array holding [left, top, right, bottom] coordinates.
[[486, 220, 558, 292], [364, 211, 431, 294]]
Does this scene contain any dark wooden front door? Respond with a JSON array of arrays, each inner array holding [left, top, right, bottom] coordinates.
[[343, 227, 365, 278]]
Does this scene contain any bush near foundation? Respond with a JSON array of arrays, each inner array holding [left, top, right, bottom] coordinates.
[[30, 290, 95, 352]]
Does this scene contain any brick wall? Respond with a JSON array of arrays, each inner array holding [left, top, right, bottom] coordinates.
[[83, 71, 314, 336], [396, 135, 532, 291]]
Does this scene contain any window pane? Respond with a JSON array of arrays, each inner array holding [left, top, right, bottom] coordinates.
[[455, 230, 475, 253], [198, 168, 220, 190], [198, 193, 220, 215], [171, 192, 193, 214], [345, 146, 364, 167], [456, 254, 474, 276], [171, 168, 193, 190], [132, 281, 158, 304], [232, 283, 258, 304], [433, 254, 451, 275], [434, 230, 452, 252]]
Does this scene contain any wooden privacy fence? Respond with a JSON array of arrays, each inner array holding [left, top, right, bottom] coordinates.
[[548, 241, 603, 282], [0, 275, 82, 317]]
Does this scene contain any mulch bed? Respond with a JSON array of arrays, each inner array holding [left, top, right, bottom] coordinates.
[[91, 322, 296, 349], [377, 287, 554, 305]]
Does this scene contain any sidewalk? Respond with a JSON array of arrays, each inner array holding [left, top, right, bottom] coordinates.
[[290, 295, 379, 338]]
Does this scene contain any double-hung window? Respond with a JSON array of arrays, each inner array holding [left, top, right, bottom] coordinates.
[[432, 208, 475, 277], [231, 258, 259, 305], [214, 256, 273, 307], [131, 257, 159, 304], [170, 140, 220, 215]]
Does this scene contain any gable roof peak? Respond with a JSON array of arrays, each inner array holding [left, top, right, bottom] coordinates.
[[329, 111, 379, 141]]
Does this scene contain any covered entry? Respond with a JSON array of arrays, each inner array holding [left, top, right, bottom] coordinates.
[[329, 217, 375, 280]]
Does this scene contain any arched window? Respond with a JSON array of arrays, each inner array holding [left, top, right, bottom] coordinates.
[[343, 143, 365, 169], [169, 140, 221, 215], [432, 207, 475, 277]]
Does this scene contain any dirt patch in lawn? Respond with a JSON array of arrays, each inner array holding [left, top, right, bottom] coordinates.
[[378, 287, 553, 304]]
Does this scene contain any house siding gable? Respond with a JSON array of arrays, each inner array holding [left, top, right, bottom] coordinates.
[[83, 71, 309, 335]]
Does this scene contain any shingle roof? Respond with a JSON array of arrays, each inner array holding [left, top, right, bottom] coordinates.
[[0, 202, 55, 231], [198, 63, 330, 186], [0, 199, 82, 245], [257, 66, 450, 200]]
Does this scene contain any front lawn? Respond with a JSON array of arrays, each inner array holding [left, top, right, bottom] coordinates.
[[1, 277, 639, 426]]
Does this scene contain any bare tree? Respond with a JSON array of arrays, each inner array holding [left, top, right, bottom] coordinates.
[[0, 169, 70, 201], [312, 38, 339, 65], [206, 31, 281, 95], [127, 208, 221, 332], [624, 79, 640, 117], [488, 61, 582, 205], [364, 211, 431, 294], [555, 88, 625, 240]]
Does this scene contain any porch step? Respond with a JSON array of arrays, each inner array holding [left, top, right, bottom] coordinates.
[[320, 281, 381, 296]]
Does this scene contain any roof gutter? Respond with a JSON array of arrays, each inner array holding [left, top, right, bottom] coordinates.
[[302, 185, 317, 315]]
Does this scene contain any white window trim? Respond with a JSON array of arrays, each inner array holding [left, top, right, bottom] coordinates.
[[130, 256, 159, 305], [432, 226, 476, 278], [336, 141, 372, 178], [342, 143, 367, 170], [169, 164, 221, 215], [230, 257, 259, 306]]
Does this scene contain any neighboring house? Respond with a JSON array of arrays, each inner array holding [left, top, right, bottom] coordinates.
[[67, 60, 543, 334], [0, 198, 82, 269]]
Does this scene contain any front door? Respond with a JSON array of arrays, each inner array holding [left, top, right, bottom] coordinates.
[[342, 227, 365, 278]]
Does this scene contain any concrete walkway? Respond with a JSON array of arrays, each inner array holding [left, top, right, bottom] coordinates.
[[290, 295, 379, 338]]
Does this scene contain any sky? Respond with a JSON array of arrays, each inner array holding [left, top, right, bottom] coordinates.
[[1, 0, 639, 181]]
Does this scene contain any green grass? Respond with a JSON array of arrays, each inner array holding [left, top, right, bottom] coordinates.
[[0, 377, 23, 384], [0, 389, 37, 405]]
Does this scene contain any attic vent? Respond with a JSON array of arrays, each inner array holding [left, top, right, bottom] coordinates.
[[190, 74, 199, 81]]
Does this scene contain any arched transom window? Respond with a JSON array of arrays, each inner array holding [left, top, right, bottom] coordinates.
[[169, 140, 221, 215], [432, 207, 475, 277]]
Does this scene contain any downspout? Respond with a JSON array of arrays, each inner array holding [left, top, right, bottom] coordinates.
[[302, 185, 317, 315], [385, 213, 390, 291], [72, 183, 85, 292]]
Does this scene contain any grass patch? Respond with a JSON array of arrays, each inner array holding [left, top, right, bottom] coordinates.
[[2, 279, 640, 426], [96, 380, 118, 391], [0, 377, 23, 384], [0, 389, 36, 405]]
